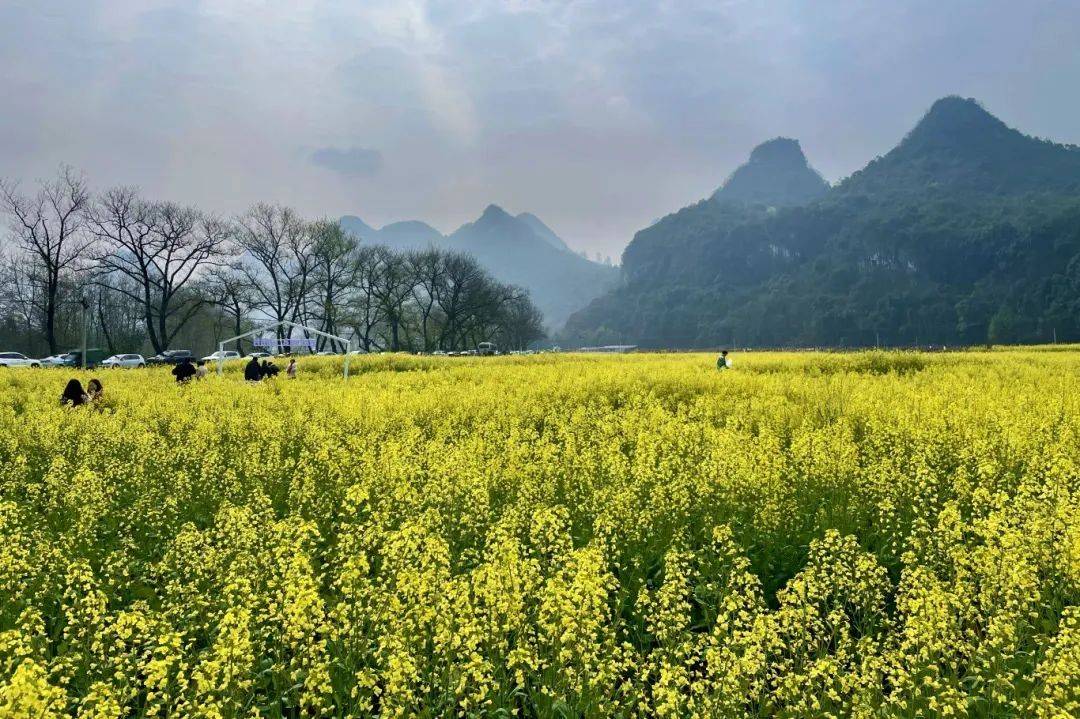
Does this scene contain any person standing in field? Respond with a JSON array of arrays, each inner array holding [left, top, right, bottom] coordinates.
[[717, 350, 731, 370], [172, 357, 197, 383], [286, 358, 297, 379], [244, 355, 262, 382], [195, 361, 209, 380]]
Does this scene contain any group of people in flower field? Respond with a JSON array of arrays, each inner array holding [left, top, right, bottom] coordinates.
[[59, 354, 300, 407], [61, 349, 725, 409], [244, 355, 296, 381], [59, 377, 104, 407]]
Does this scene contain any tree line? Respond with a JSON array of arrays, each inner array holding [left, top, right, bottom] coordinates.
[[0, 167, 546, 356]]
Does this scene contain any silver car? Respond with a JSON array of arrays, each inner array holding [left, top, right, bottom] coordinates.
[[202, 350, 241, 362], [101, 353, 146, 369], [39, 353, 74, 367], [0, 352, 41, 368]]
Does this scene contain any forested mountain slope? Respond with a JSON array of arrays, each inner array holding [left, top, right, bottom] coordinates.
[[564, 97, 1080, 348]]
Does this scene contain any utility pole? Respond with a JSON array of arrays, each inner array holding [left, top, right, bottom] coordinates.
[[79, 296, 90, 370]]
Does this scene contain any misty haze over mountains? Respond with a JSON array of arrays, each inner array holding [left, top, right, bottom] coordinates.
[[6, 89, 1079, 350], [341, 206, 617, 329], [334, 95, 1080, 347]]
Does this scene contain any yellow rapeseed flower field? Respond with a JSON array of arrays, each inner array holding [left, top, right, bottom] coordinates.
[[0, 350, 1078, 718]]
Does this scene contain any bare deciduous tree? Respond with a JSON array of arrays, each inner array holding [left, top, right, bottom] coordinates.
[[369, 246, 417, 351], [409, 248, 447, 352], [435, 252, 491, 350], [309, 220, 359, 352], [344, 246, 385, 352], [234, 204, 316, 342], [0, 165, 91, 352], [93, 280, 146, 355], [206, 266, 255, 353], [87, 187, 231, 353], [0, 253, 43, 352]]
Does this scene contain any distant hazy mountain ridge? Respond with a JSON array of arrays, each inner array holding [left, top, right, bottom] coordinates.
[[712, 137, 829, 206], [564, 96, 1080, 348], [341, 206, 617, 329], [515, 212, 573, 253], [836, 96, 1080, 198], [340, 216, 442, 252]]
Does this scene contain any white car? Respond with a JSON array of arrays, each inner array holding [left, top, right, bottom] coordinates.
[[202, 350, 241, 362], [245, 351, 272, 360], [0, 352, 41, 368], [101, 353, 146, 369], [39, 353, 74, 367]]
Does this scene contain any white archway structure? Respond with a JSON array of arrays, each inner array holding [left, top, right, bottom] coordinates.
[[218, 319, 353, 380]]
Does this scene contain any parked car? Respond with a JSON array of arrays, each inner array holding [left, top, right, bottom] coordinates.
[[64, 349, 110, 368], [0, 352, 41, 368], [201, 350, 241, 362], [147, 350, 194, 366], [101, 353, 146, 369], [244, 351, 272, 360], [40, 353, 75, 367], [477, 342, 498, 356]]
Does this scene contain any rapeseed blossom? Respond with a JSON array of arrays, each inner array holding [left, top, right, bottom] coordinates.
[[0, 350, 1077, 717]]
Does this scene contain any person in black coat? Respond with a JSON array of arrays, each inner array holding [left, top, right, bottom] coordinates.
[[172, 357, 197, 383], [244, 356, 262, 382]]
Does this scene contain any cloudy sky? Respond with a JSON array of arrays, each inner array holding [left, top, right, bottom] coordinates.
[[2, 1, 1078, 258]]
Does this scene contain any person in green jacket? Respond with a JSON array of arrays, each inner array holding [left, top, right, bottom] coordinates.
[[717, 350, 731, 370]]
